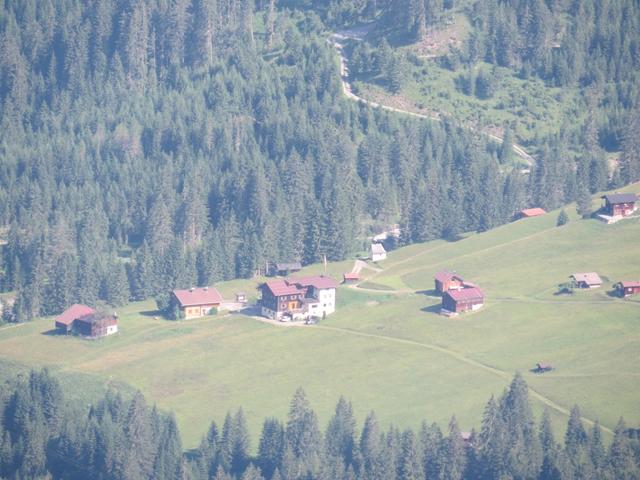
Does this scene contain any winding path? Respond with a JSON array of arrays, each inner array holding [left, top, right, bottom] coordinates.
[[330, 28, 535, 167]]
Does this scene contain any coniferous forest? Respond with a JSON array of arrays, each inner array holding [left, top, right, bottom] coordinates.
[[1, 369, 640, 480], [1, 1, 640, 321]]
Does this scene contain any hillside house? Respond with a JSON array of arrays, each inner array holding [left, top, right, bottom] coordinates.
[[172, 287, 222, 319], [269, 262, 302, 277], [601, 194, 637, 217], [55, 304, 96, 333], [371, 243, 387, 262], [442, 287, 484, 315], [434, 271, 465, 294], [617, 281, 640, 297], [571, 272, 602, 289], [74, 313, 119, 339], [260, 276, 338, 321], [343, 272, 360, 284], [517, 207, 546, 219]]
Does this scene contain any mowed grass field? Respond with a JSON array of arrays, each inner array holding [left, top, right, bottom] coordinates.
[[0, 187, 639, 448]]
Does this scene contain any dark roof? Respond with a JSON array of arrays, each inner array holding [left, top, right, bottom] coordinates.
[[520, 208, 546, 217], [173, 287, 223, 306], [55, 304, 95, 326], [602, 193, 637, 204], [445, 287, 484, 302], [434, 271, 464, 283], [292, 276, 339, 290]]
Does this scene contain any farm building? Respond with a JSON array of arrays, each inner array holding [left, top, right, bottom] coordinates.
[[74, 313, 118, 339], [55, 304, 118, 339], [517, 207, 546, 219], [434, 271, 465, 294], [343, 272, 359, 284], [616, 281, 640, 297], [269, 262, 302, 277], [442, 287, 485, 315], [260, 275, 338, 321], [55, 304, 96, 333], [171, 287, 222, 319], [601, 193, 637, 217], [571, 272, 603, 289], [533, 362, 553, 373], [371, 243, 387, 262]]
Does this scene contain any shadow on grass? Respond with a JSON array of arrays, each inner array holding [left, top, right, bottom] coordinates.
[[420, 304, 442, 314], [416, 289, 440, 297], [140, 310, 163, 317], [606, 289, 622, 298], [41, 329, 65, 336]]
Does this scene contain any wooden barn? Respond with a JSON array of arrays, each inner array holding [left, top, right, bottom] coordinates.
[[571, 272, 603, 289], [371, 243, 387, 262], [434, 271, 465, 294], [517, 207, 546, 219], [617, 281, 640, 297], [74, 313, 118, 339], [343, 272, 360, 284], [270, 262, 302, 277], [55, 304, 96, 333], [442, 287, 484, 314], [172, 287, 223, 319], [601, 193, 638, 217]]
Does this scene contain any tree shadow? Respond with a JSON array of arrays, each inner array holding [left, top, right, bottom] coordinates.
[[140, 310, 162, 318], [606, 289, 621, 298], [41, 329, 65, 336]]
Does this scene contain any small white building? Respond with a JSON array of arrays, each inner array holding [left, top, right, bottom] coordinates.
[[371, 243, 387, 262]]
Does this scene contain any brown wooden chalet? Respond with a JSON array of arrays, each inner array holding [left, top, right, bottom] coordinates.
[[55, 304, 96, 333], [442, 287, 484, 314], [74, 313, 118, 339], [171, 287, 223, 319], [601, 193, 638, 217], [259, 276, 338, 320], [617, 281, 640, 297], [434, 271, 465, 294], [269, 262, 302, 277]]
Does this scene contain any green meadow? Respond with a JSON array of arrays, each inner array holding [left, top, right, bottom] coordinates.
[[0, 186, 639, 449]]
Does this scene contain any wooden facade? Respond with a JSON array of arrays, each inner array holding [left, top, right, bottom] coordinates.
[[171, 287, 222, 319], [74, 313, 118, 339], [617, 281, 640, 297], [442, 288, 484, 314], [601, 194, 637, 217], [434, 271, 465, 294]]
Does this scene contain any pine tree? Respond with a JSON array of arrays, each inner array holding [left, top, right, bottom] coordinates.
[[285, 388, 323, 476], [398, 429, 424, 480], [556, 209, 569, 226], [258, 418, 284, 479], [325, 396, 356, 466]]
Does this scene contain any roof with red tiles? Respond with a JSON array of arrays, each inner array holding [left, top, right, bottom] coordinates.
[[620, 281, 640, 288], [520, 208, 546, 217], [292, 276, 339, 290], [172, 287, 223, 307], [445, 287, 484, 302], [434, 271, 464, 283], [262, 280, 304, 297], [55, 304, 96, 326]]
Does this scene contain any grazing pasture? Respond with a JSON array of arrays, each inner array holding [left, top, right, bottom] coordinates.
[[0, 188, 638, 448]]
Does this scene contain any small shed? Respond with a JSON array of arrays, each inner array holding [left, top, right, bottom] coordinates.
[[343, 272, 360, 284], [571, 272, 603, 289], [371, 243, 387, 262], [518, 208, 546, 219], [434, 271, 465, 294], [270, 262, 302, 276], [235, 292, 248, 303], [74, 313, 118, 339], [617, 281, 640, 297], [601, 193, 637, 217]]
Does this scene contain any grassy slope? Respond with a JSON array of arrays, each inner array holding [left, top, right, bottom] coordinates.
[[0, 186, 638, 448]]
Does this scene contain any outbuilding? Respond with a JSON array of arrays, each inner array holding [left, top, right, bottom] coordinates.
[[74, 313, 119, 339], [517, 208, 546, 219], [55, 304, 96, 333], [442, 287, 484, 314], [371, 243, 387, 262], [434, 271, 465, 294], [617, 281, 640, 297], [570, 273, 603, 289], [601, 193, 637, 217]]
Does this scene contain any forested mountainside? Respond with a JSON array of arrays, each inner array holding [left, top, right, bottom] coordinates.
[[2, 370, 640, 480], [0, 0, 638, 321]]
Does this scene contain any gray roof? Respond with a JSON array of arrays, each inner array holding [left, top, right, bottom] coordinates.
[[602, 193, 637, 204]]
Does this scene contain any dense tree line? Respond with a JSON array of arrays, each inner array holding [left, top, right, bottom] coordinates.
[[1, 369, 640, 479], [1, 1, 639, 322]]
